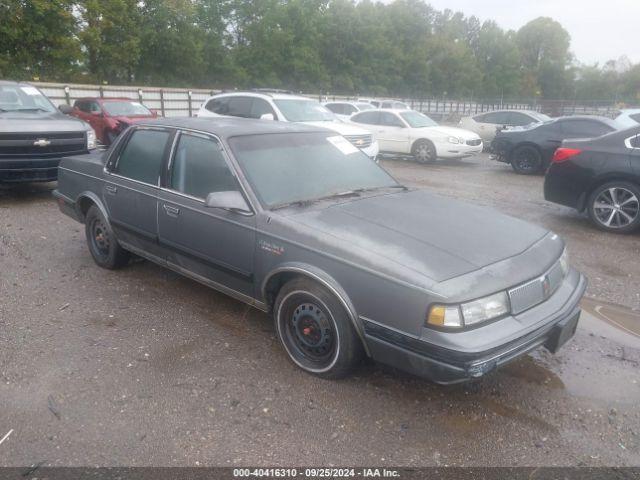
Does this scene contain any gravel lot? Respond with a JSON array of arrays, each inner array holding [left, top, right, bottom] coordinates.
[[0, 153, 639, 467]]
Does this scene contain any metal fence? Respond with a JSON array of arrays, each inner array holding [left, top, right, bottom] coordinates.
[[33, 81, 630, 120]]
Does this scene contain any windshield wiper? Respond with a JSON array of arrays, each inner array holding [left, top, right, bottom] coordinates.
[[270, 185, 407, 211], [11, 107, 50, 112]]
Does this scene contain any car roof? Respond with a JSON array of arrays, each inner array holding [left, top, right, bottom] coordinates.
[[209, 91, 313, 101], [555, 115, 621, 128], [76, 97, 139, 102], [618, 109, 640, 115], [138, 116, 330, 138], [0, 80, 32, 86]]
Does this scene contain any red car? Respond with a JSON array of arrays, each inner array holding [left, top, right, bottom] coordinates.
[[70, 97, 158, 145]]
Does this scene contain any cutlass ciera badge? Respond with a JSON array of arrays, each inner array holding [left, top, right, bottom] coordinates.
[[33, 138, 51, 147]]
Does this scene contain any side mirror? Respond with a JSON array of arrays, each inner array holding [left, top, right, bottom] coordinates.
[[260, 113, 275, 121], [59, 104, 73, 114], [205, 191, 252, 214]]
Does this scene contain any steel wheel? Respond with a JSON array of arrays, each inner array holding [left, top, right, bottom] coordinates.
[[89, 216, 112, 260], [592, 187, 639, 229]]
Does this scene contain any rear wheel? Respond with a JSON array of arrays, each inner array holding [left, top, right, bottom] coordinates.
[[274, 278, 364, 379], [412, 139, 436, 164], [588, 182, 640, 233], [85, 205, 130, 269], [511, 145, 543, 174]]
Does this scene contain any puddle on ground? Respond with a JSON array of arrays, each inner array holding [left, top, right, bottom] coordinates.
[[581, 297, 640, 340], [501, 355, 564, 390]]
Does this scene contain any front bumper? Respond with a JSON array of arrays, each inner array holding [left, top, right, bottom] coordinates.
[[437, 142, 483, 159], [0, 158, 61, 183], [364, 272, 587, 384]]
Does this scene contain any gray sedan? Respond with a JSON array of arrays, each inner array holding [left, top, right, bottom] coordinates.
[[53, 117, 586, 384]]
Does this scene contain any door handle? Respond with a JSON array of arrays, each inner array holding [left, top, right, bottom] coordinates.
[[105, 185, 117, 195], [163, 204, 180, 217]]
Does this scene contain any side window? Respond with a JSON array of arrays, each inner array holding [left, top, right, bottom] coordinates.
[[227, 97, 253, 118], [473, 113, 487, 122], [629, 135, 640, 148], [351, 111, 380, 125], [115, 129, 170, 185], [380, 101, 392, 109], [75, 101, 89, 113], [250, 98, 276, 119], [343, 104, 357, 115], [88, 102, 101, 113], [561, 120, 612, 137], [325, 104, 343, 115], [508, 112, 535, 126], [380, 112, 404, 127], [630, 113, 640, 123], [205, 97, 230, 114], [483, 112, 510, 125], [170, 133, 238, 199]]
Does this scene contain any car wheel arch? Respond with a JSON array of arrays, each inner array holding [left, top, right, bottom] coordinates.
[[582, 176, 640, 212], [261, 263, 370, 356], [76, 191, 109, 223]]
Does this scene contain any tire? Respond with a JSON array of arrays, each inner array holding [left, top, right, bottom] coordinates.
[[274, 278, 364, 379], [84, 205, 130, 269], [510, 145, 543, 174], [587, 181, 640, 233], [412, 139, 436, 164]]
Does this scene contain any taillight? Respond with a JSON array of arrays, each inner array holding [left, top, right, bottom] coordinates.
[[552, 148, 582, 163]]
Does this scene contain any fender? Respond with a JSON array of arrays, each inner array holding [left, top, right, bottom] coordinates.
[[261, 262, 370, 356], [76, 190, 109, 223]]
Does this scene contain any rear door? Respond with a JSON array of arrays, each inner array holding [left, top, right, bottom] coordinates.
[[103, 126, 173, 257], [158, 130, 256, 297], [629, 132, 640, 176]]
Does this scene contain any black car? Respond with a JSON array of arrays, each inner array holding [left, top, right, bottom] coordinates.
[[0, 80, 96, 183], [544, 126, 640, 233], [491, 115, 621, 175]]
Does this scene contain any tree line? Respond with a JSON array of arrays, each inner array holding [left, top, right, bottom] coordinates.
[[1, 0, 639, 102]]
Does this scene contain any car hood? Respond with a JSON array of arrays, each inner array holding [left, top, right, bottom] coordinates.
[[284, 189, 548, 283], [415, 125, 480, 140], [0, 111, 90, 133], [303, 121, 372, 136]]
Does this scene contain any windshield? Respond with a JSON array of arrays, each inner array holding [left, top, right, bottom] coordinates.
[[399, 111, 438, 128], [102, 101, 152, 116], [355, 103, 374, 111], [229, 132, 399, 208], [273, 99, 336, 122], [0, 84, 57, 113]]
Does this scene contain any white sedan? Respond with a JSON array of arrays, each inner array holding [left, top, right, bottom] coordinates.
[[349, 109, 482, 163]]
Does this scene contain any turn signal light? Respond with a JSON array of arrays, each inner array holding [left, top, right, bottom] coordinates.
[[552, 148, 582, 163]]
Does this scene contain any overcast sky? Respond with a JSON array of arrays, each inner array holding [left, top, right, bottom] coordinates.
[[413, 0, 639, 65]]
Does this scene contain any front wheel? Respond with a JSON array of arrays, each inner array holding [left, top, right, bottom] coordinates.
[[511, 145, 543, 174], [412, 139, 436, 164], [588, 182, 640, 233], [85, 205, 130, 269], [274, 278, 364, 379]]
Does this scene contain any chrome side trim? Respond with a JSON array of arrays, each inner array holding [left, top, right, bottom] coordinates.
[[119, 240, 268, 312]]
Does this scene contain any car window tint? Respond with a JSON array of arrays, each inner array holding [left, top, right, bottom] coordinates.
[[325, 103, 341, 114], [473, 113, 486, 122], [380, 112, 404, 127], [88, 102, 101, 113], [115, 129, 170, 184], [76, 101, 90, 113], [630, 135, 640, 148], [630, 113, 640, 123], [205, 97, 229, 114], [508, 112, 535, 126], [560, 120, 613, 137], [351, 111, 380, 125], [483, 112, 510, 124], [344, 104, 358, 115], [249, 98, 275, 119], [227, 97, 253, 118], [170, 133, 238, 199]]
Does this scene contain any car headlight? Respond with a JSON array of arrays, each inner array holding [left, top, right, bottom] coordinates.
[[427, 291, 510, 329], [447, 136, 460, 144], [86, 129, 97, 150]]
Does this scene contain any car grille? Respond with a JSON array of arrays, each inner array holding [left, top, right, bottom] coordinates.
[[343, 134, 373, 149], [508, 260, 565, 315], [0, 132, 86, 158], [466, 138, 482, 146]]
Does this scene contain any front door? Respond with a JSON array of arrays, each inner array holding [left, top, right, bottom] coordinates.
[[375, 112, 411, 153], [103, 127, 172, 257], [158, 131, 256, 298]]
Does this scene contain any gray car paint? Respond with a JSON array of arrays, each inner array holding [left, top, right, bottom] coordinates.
[[54, 117, 586, 380]]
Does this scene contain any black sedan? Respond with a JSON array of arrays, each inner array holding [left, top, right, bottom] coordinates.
[[492, 115, 621, 174], [544, 126, 640, 233]]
